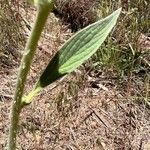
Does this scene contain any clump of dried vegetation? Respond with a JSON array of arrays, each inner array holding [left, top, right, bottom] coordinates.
[[53, 0, 100, 31], [0, 0, 25, 71], [0, 0, 150, 149]]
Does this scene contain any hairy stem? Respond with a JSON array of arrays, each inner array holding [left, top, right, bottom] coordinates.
[[8, 3, 53, 150]]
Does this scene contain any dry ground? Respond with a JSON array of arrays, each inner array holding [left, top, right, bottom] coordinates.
[[0, 2, 150, 150]]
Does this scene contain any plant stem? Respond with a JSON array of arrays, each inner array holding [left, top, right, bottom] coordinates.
[[8, 3, 53, 150]]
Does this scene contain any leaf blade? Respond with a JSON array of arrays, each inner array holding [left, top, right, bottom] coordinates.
[[37, 8, 122, 88]]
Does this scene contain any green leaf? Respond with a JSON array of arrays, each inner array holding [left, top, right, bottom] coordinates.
[[22, 8, 121, 105], [38, 8, 121, 88]]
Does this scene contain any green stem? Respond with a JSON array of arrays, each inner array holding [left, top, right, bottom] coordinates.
[[21, 85, 42, 105], [8, 3, 53, 150]]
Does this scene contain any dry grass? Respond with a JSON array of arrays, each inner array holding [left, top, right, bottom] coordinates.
[[0, 0, 150, 150], [0, 0, 26, 72], [53, 0, 100, 31]]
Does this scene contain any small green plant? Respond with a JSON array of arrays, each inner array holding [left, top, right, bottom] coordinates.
[[7, 0, 121, 149]]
